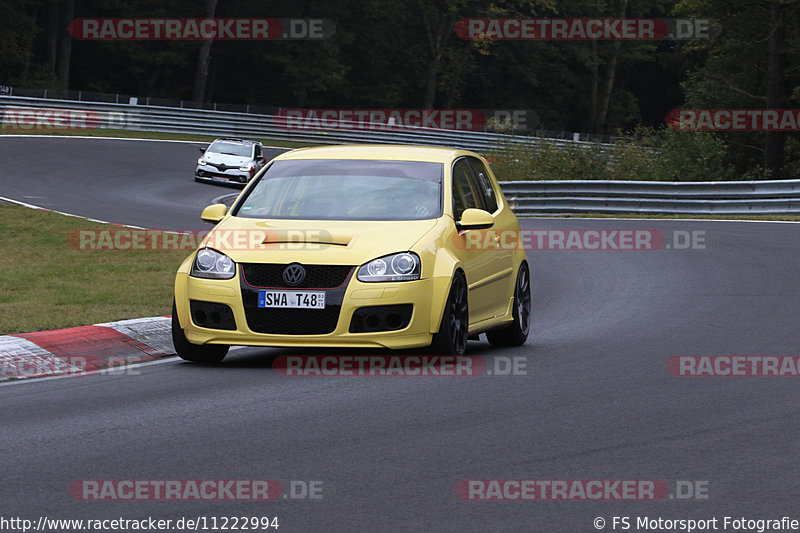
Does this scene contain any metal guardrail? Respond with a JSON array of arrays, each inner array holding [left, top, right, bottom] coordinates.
[[1, 85, 625, 143], [500, 179, 800, 215], [2, 95, 799, 215], [0, 95, 606, 154]]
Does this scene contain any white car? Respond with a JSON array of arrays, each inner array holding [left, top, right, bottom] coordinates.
[[195, 138, 267, 186]]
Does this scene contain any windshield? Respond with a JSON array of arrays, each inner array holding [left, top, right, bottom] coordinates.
[[235, 159, 442, 221], [207, 141, 252, 157]]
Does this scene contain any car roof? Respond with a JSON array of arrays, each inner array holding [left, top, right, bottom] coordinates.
[[273, 144, 479, 163], [212, 138, 259, 145]]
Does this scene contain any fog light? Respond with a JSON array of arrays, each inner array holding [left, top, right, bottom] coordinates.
[[366, 315, 379, 329], [385, 313, 402, 329]]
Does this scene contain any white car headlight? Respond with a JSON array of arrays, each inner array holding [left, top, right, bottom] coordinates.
[[239, 162, 256, 172], [357, 252, 420, 282], [198, 158, 206, 165], [191, 248, 236, 279]]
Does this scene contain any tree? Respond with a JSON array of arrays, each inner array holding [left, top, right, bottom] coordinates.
[[677, 0, 800, 178], [192, 0, 218, 104], [56, 0, 74, 89]]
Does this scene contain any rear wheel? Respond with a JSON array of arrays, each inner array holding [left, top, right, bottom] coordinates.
[[172, 300, 229, 363], [430, 272, 469, 355], [487, 263, 531, 347]]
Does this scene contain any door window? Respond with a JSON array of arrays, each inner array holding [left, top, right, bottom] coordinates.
[[467, 157, 499, 213], [452, 159, 480, 219]]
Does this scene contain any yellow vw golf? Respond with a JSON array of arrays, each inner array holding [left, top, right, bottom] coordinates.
[[172, 145, 530, 362]]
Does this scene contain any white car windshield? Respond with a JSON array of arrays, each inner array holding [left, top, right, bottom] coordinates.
[[235, 159, 443, 221], [208, 141, 252, 157]]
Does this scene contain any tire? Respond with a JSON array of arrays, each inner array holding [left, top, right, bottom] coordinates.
[[172, 300, 229, 363], [430, 271, 469, 355], [487, 263, 531, 347]]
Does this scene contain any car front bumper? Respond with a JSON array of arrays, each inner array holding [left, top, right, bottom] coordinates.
[[175, 270, 451, 350], [195, 165, 253, 185]]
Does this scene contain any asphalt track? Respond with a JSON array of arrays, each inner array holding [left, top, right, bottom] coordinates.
[[2, 136, 800, 532], [0, 136, 289, 229]]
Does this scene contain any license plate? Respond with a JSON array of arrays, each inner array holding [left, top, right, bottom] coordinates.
[[258, 290, 325, 309], [212, 176, 228, 182]]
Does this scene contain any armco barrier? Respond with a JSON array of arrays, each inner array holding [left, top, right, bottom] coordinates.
[[0, 95, 595, 154], [500, 180, 800, 215]]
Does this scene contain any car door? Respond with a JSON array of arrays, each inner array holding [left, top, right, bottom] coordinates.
[[466, 156, 516, 317], [450, 157, 514, 324]]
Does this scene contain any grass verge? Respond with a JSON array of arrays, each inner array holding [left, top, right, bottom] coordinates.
[[0, 204, 188, 335]]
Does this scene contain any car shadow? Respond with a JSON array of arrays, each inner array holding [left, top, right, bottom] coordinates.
[[178, 338, 503, 372]]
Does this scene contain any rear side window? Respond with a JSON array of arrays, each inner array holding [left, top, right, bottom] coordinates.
[[467, 157, 499, 213]]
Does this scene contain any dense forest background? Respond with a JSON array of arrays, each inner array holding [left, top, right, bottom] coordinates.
[[1, 0, 799, 179]]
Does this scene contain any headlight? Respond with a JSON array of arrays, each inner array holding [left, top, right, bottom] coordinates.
[[239, 162, 256, 172], [357, 252, 420, 282], [190, 248, 236, 279], [197, 158, 206, 165]]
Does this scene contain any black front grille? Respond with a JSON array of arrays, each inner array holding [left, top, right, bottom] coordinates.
[[210, 162, 237, 171], [240, 263, 353, 335], [244, 307, 341, 335], [242, 264, 354, 289], [197, 170, 246, 182]]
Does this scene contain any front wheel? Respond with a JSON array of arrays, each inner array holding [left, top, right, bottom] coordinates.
[[172, 300, 229, 363], [430, 272, 469, 355], [487, 263, 531, 347]]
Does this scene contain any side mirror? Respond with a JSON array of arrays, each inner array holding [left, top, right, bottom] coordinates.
[[457, 208, 494, 231], [198, 145, 208, 154], [200, 203, 228, 224]]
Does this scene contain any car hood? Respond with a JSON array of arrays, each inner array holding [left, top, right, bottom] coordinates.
[[202, 152, 250, 166], [201, 216, 441, 265]]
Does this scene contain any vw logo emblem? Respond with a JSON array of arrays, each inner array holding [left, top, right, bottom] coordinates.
[[282, 263, 306, 286]]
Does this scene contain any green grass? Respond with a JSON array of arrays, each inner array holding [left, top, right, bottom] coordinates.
[[0, 204, 190, 335], [0, 127, 317, 149]]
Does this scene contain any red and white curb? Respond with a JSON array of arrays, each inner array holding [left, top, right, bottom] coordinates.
[[0, 316, 173, 380]]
